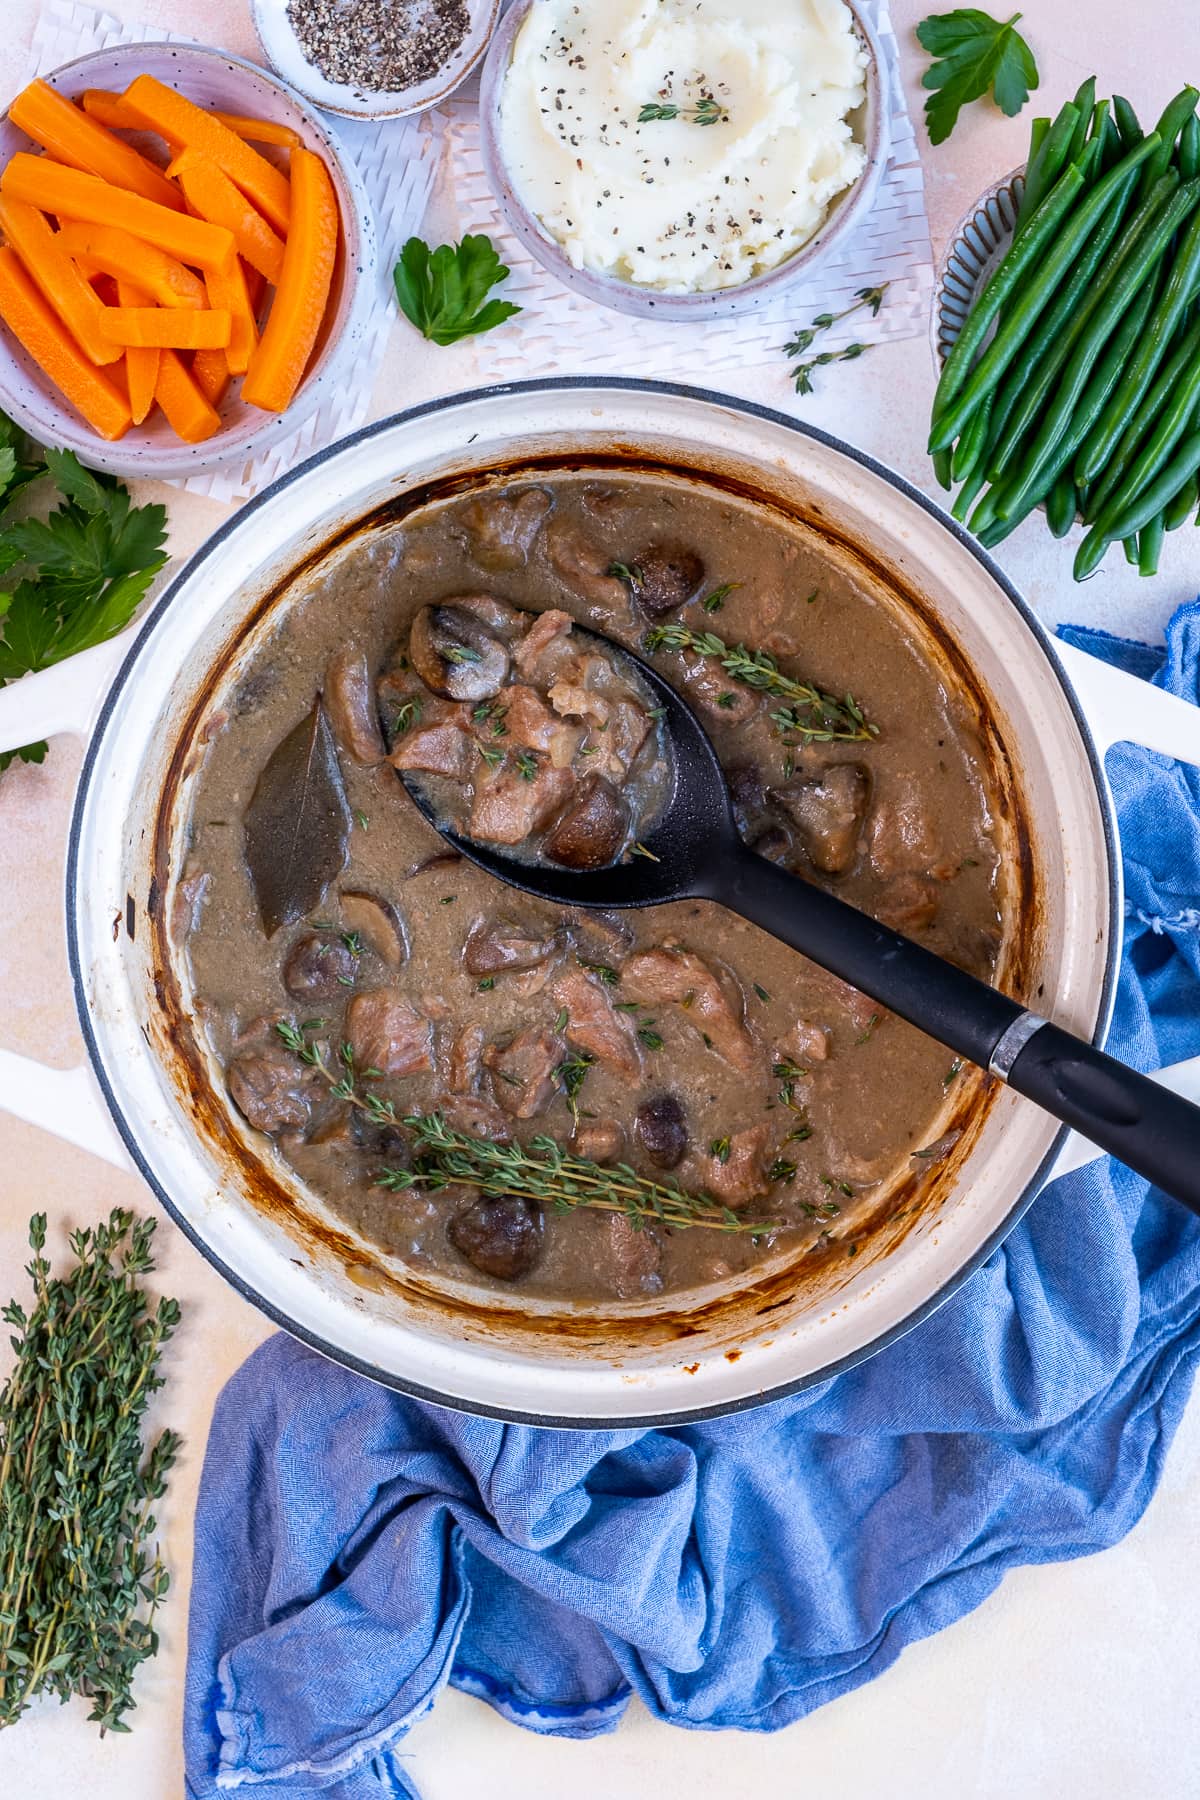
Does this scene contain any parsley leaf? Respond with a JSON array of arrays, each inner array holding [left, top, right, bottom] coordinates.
[[393, 234, 523, 347], [0, 433, 167, 772], [916, 9, 1039, 145]]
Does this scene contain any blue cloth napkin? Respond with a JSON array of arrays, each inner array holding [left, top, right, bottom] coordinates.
[[184, 603, 1200, 1800]]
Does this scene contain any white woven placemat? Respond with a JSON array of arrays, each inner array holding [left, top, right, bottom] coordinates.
[[24, 0, 931, 500]]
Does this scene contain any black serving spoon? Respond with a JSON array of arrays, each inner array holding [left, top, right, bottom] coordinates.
[[398, 638, 1200, 1213]]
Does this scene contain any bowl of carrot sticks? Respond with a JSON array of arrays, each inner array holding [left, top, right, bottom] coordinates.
[[0, 42, 375, 476]]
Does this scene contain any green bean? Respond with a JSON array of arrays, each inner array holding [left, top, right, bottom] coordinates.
[[1098, 111, 1123, 172], [932, 447, 953, 491], [1026, 116, 1050, 176], [930, 138, 1159, 454], [951, 392, 992, 484], [1087, 340, 1200, 535], [1046, 472, 1077, 537], [1068, 79, 1096, 163], [1075, 197, 1200, 484], [1074, 429, 1200, 577], [965, 478, 1007, 537], [952, 461, 988, 524], [1122, 533, 1140, 564], [929, 161, 1087, 436], [1179, 113, 1200, 182], [1136, 86, 1200, 197], [1086, 313, 1200, 516], [986, 166, 1152, 470], [1164, 472, 1198, 529], [1137, 512, 1165, 574], [1114, 96, 1143, 151], [983, 269, 1165, 539], [1015, 105, 1081, 237]]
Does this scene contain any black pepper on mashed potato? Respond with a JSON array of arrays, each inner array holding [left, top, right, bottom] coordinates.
[[498, 0, 869, 292]]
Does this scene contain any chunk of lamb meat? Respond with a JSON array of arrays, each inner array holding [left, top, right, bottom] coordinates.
[[549, 966, 643, 1079], [441, 1022, 513, 1142], [547, 678, 650, 778], [876, 872, 940, 933], [787, 1019, 830, 1064], [464, 913, 565, 976], [543, 518, 628, 611], [447, 591, 529, 638], [484, 1026, 565, 1118], [801, 961, 886, 1037], [602, 1213, 663, 1299], [447, 1021, 486, 1093], [325, 646, 384, 765], [448, 1196, 544, 1281], [772, 764, 871, 876], [513, 607, 577, 685], [228, 1049, 312, 1135], [498, 684, 582, 765], [282, 932, 359, 1001], [461, 489, 551, 571], [346, 991, 433, 1076], [681, 660, 760, 725], [867, 780, 942, 877], [621, 945, 756, 1072], [543, 775, 629, 870], [469, 759, 575, 846], [571, 1118, 626, 1163], [389, 698, 473, 781], [696, 1123, 771, 1210]]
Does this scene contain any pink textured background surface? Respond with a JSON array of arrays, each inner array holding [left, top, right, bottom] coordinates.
[[1, 4, 1198, 1794]]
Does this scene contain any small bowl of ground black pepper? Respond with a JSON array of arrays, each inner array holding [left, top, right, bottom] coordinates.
[[253, 0, 500, 119]]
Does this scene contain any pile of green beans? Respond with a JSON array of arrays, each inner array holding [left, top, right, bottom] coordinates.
[[929, 80, 1200, 580]]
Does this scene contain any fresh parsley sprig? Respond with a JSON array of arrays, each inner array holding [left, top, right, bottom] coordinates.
[[916, 9, 1039, 146], [393, 234, 523, 347], [0, 420, 167, 773]]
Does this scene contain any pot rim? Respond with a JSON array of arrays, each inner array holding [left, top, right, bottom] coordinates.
[[64, 377, 1122, 1426]]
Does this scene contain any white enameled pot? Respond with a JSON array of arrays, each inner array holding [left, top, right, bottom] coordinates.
[[1, 380, 1198, 1426]]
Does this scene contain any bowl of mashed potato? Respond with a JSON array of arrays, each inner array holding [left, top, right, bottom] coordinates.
[[479, 0, 887, 320]]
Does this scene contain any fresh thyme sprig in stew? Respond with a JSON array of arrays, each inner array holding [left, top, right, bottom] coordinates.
[[642, 623, 878, 743], [380, 1114, 779, 1234]]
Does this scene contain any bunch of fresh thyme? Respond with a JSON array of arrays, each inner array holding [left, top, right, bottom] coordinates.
[[642, 624, 877, 743], [783, 284, 890, 395], [0, 1211, 181, 1733], [379, 1114, 776, 1234]]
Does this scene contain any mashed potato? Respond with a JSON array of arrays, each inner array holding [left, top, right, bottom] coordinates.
[[498, 0, 869, 293]]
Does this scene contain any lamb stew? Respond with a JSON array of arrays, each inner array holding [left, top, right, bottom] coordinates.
[[176, 467, 1015, 1307]]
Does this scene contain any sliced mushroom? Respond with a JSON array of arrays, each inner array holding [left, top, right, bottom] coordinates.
[[340, 890, 409, 967], [625, 543, 705, 618], [325, 646, 384, 765], [543, 774, 629, 870], [463, 914, 565, 976], [571, 1118, 626, 1164], [634, 1092, 688, 1170], [448, 1196, 544, 1281], [408, 604, 511, 703], [282, 931, 359, 1000]]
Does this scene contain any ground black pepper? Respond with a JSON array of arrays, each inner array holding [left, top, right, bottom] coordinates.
[[286, 0, 470, 92]]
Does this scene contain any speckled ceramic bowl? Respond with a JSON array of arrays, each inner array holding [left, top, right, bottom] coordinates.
[[479, 0, 890, 322], [252, 0, 500, 119], [0, 42, 376, 479]]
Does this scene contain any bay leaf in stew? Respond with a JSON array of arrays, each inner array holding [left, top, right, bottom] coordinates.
[[244, 696, 352, 936]]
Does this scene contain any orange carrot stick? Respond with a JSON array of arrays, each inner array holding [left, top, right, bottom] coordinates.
[[82, 90, 302, 149], [10, 79, 183, 212], [55, 219, 206, 309], [190, 346, 230, 407], [203, 256, 258, 374], [116, 277, 158, 423], [121, 75, 290, 235], [0, 194, 121, 365], [0, 244, 130, 438], [99, 304, 230, 349], [168, 148, 285, 284], [1, 155, 236, 273], [154, 345, 219, 441], [242, 147, 336, 415]]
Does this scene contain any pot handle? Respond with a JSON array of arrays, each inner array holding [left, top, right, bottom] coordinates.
[[0, 628, 133, 756], [0, 634, 138, 1170], [1055, 639, 1200, 764]]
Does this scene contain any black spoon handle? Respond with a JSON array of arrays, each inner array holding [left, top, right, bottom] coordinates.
[[708, 845, 1200, 1213]]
